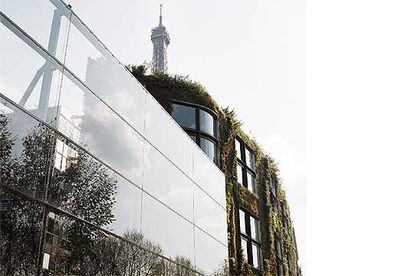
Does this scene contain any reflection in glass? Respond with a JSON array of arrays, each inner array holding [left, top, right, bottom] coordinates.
[[235, 139, 242, 160], [252, 243, 260, 269], [237, 163, 243, 185], [239, 209, 246, 235], [0, 188, 43, 275], [0, 22, 63, 123], [245, 148, 256, 171], [241, 238, 248, 260], [171, 104, 196, 129], [200, 137, 216, 163], [246, 171, 256, 193], [194, 228, 228, 275], [199, 109, 215, 137], [251, 218, 259, 242]]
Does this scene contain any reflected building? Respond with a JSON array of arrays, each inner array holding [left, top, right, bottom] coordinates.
[[0, 1, 227, 275]]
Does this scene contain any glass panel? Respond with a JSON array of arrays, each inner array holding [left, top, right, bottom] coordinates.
[[145, 95, 194, 177], [279, 263, 284, 276], [247, 171, 256, 193], [42, 209, 187, 275], [199, 109, 215, 137], [246, 148, 256, 171], [193, 148, 226, 209], [47, 137, 142, 237], [195, 227, 227, 275], [0, 188, 44, 275], [65, 15, 146, 134], [142, 141, 194, 221], [235, 139, 242, 160], [271, 177, 277, 196], [0, 0, 70, 62], [241, 238, 248, 261], [0, 22, 64, 123], [0, 98, 54, 199], [239, 209, 246, 235], [251, 243, 261, 269], [194, 186, 227, 245], [237, 163, 244, 185], [276, 239, 282, 257], [58, 72, 144, 184], [251, 217, 260, 242], [171, 103, 196, 129], [200, 137, 216, 162], [141, 193, 195, 264]]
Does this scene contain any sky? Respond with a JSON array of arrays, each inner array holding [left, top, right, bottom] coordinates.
[[68, 0, 306, 272]]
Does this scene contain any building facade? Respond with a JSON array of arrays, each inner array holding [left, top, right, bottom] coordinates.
[[0, 1, 227, 275], [129, 66, 303, 276]]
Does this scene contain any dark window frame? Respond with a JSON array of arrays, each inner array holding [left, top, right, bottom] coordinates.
[[275, 233, 284, 276], [270, 175, 278, 212], [238, 208, 262, 271], [171, 101, 220, 165], [235, 137, 257, 194]]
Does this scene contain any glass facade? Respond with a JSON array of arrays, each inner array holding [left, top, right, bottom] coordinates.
[[0, 1, 227, 275], [171, 102, 219, 165]]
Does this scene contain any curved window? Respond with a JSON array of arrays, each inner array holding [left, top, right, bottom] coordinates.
[[171, 102, 220, 166], [171, 104, 196, 129], [200, 137, 217, 163], [199, 109, 215, 136]]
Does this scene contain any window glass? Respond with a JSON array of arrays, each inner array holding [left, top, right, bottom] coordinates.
[[241, 238, 248, 260], [237, 163, 244, 185], [246, 148, 256, 170], [278, 263, 284, 276], [276, 239, 282, 257], [251, 218, 260, 242], [200, 137, 216, 162], [251, 243, 260, 269], [239, 209, 246, 234], [190, 135, 197, 143], [271, 177, 277, 196], [246, 171, 256, 193], [235, 139, 242, 160], [171, 104, 196, 129], [199, 109, 215, 137]]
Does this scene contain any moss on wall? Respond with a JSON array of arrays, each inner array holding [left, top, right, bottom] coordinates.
[[127, 65, 301, 276]]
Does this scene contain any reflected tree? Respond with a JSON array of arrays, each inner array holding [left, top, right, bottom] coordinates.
[[0, 115, 200, 275]]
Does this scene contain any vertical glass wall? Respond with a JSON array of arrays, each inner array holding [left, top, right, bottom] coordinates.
[[0, 1, 227, 275]]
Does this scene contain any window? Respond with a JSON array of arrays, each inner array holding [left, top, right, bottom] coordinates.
[[270, 177, 278, 212], [199, 109, 215, 136], [235, 137, 256, 194], [200, 137, 217, 163], [171, 102, 219, 166], [237, 163, 244, 185], [275, 234, 284, 276], [239, 209, 262, 270], [245, 148, 256, 170], [171, 104, 196, 129]]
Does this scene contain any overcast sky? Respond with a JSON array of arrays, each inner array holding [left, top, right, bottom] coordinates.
[[69, 0, 306, 272]]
